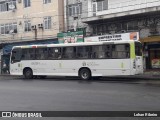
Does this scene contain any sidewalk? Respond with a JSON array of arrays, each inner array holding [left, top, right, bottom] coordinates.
[[135, 70, 160, 80]]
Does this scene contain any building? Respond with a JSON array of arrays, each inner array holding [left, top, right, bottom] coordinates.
[[0, 0, 64, 73], [0, 0, 64, 44], [67, 0, 160, 70], [64, 0, 92, 35]]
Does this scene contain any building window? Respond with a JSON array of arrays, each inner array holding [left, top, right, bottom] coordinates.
[[43, 0, 51, 4], [12, 22, 17, 33], [24, 0, 31, 8], [93, 25, 98, 35], [44, 16, 52, 29], [24, 20, 31, 32], [0, 0, 16, 12], [127, 21, 138, 31], [5, 24, 10, 34], [68, 3, 82, 16], [1, 24, 5, 34], [0, 3, 7, 12], [97, 0, 108, 11], [0, 22, 17, 34]]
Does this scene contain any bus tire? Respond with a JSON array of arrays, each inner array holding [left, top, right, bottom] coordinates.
[[79, 68, 91, 80], [24, 68, 33, 79]]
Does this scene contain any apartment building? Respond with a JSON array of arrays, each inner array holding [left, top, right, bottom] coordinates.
[[0, 0, 64, 74], [78, 0, 160, 70], [0, 0, 64, 44]]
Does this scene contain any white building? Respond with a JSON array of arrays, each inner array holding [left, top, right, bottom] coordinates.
[[74, 0, 160, 70]]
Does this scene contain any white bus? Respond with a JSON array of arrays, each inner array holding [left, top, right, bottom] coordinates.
[[10, 40, 143, 80]]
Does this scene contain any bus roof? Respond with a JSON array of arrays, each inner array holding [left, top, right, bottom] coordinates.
[[12, 40, 140, 49]]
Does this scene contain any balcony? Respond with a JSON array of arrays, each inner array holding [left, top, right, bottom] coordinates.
[[82, 0, 160, 23]]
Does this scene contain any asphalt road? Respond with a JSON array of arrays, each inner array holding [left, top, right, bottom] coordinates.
[[0, 76, 160, 120]]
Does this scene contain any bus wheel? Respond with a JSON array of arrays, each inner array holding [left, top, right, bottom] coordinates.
[[24, 68, 33, 79], [79, 68, 91, 80]]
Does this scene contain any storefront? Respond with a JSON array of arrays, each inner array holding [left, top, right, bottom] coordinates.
[[140, 36, 160, 70]]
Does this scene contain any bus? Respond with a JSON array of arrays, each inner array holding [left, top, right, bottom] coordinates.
[[10, 40, 143, 80]]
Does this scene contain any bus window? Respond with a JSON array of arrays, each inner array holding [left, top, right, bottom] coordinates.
[[21, 49, 30, 60], [76, 46, 91, 59], [92, 45, 106, 59], [48, 47, 61, 59], [91, 45, 112, 59], [35, 48, 48, 60], [105, 45, 112, 58], [29, 49, 36, 60], [112, 44, 130, 59], [135, 42, 142, 56], [62, 47, 75, 59], [11, 48, 22, 63]]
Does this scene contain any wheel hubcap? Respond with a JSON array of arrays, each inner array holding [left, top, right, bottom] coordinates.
[[82, 72, 88, 79], [26, 71, 31, 76]]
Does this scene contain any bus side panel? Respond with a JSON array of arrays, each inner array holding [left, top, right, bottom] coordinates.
[[83, 59, 131, 76], [17, 59, 132, 77]]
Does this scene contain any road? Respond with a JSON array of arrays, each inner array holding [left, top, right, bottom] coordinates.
[[0, 76, 160, 120]]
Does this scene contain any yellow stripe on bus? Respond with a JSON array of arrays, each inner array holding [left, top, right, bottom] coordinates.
[[130, 42, 136, 59]]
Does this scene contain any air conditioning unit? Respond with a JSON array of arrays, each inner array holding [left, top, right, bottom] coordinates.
[[38, 23, 43, 28], [8, 4, 16, 12], [31, 25, 37, 30], [18, 0, 22, 3]]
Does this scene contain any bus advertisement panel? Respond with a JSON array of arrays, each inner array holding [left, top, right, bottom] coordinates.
[[85, 32, 139, 42]]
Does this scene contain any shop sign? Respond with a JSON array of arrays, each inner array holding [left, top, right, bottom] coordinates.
[[57, 31, 84, 44], [85, 32, 139, 42], [152, 59, 160, 68]]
